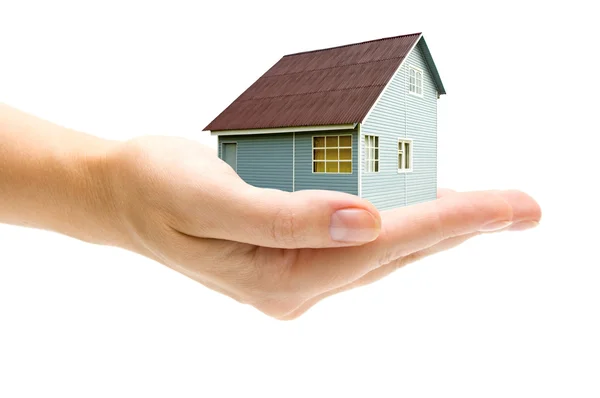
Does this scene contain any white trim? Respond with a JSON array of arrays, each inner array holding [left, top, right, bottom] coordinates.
[[397, 138, 414, 173], [404, 70, 408, 204], [357, 124, 362, 197], [363, 134, 380, 173], [292, 132, 296, 192], [361, 33, 423, 124], [311, 134, 353, 174], [408, 65, 424, 98], [210, 124, 357, 136], [220, 141, 238, 172]]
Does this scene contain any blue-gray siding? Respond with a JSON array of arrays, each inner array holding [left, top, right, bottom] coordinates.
[[218, 133, 293, 192], [218, 129, 358, 195], [294, 129, 358, 195], [361, 39, 438, 210]]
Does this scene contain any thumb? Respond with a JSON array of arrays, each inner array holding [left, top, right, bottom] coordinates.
[[179, 184, 382, 249]]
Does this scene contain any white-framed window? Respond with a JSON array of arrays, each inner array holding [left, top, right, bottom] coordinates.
[[398, 139, 413, 172], [364, 135, 379, 172], [409, 66, 423, 96], [313, 135, 352, 173]]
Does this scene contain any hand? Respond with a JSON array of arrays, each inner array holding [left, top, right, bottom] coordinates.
[[106, 136, 542, 319]]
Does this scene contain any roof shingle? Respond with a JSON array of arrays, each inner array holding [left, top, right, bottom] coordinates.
[[204, 33, 422, 131]]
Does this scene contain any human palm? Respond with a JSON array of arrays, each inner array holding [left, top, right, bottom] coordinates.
[[108, 136, 541, 319]]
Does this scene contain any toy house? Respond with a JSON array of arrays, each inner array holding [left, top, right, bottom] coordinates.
[[204, 32, 445, 210]]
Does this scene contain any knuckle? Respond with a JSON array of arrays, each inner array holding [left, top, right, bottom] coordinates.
[[250, 248, 296, 295], [431, 204, 448, 242], [378, 247, 398, 267], [390, 256, 409, 272], [270, 207, 299, 246]]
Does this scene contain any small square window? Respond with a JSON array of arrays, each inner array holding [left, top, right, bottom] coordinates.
[[339, 162, 352, 173], [326, 162, 339, 173], [314, 137, 325, 148], [326, 148, 338, 160], [339, 148, 352, 160], [339, 136, 352, 147], [326, 136, 338, 147]]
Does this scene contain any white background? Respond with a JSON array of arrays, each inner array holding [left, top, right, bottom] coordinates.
[[1, 1, 599, 396]]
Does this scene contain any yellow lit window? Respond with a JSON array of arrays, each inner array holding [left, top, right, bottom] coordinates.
[[313, 135, 352, 173]]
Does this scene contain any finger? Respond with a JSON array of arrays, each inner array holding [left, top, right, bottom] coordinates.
[[437, 187, 457, 198], [289, 189, 541, 295], [487, 189, 542, 230], [280, 232, 479, 320], [173, 179, 382, 249]]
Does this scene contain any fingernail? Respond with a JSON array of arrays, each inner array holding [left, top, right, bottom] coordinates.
[[507, 221, 539, 231], [479, 220, 513, 232], [330, 209, 380, 243]]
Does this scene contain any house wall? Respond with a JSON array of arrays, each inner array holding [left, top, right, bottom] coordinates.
[[294, 128, 358, 195], [218, 133, 293, 192], [217, 128, 359, 195], [361, 39, 438, 210]]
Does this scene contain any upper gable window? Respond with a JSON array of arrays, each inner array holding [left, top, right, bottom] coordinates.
[[313, 135, 352, 174], [409, 66, 423, 97]]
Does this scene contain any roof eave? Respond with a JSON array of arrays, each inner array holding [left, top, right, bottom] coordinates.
[[418, 36, 446, 95], [208, 123, 358, 136]]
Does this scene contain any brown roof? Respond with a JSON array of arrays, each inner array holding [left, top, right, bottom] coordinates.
[[204, 33, 424, 131]]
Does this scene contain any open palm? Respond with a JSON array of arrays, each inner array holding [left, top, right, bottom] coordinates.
[[109, 136, 541, 319]]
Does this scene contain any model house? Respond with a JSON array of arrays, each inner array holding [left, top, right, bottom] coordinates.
[[204, 32, 445, 210]]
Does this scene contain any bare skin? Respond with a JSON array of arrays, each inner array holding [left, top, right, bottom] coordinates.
[[0, 103, 542, 319]]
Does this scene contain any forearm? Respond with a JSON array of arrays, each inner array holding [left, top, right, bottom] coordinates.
[[0, 103, 128, 248]]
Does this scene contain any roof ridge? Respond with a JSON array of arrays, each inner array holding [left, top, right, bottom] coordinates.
[[263, 55, 404, 78], [283, 32, 422, 57], [237, 85, 385, 102]]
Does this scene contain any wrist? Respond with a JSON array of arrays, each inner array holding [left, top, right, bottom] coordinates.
[[80, 138, 142, 252], [62, 137, 124, 247]]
